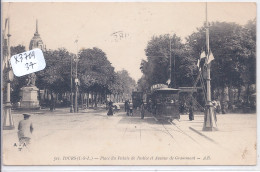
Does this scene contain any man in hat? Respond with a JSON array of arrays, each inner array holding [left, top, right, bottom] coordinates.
[[18, 114, 34, 145]]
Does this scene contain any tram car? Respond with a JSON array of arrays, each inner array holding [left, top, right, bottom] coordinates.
[[148, 84, 180, 121], [132, 91, 143, 109]]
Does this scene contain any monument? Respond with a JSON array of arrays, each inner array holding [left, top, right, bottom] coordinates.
[[20, 20, 45, 109], [20, 73, 40, 109]]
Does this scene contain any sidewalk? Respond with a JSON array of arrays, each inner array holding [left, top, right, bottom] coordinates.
[[173, 113, 256, 165]]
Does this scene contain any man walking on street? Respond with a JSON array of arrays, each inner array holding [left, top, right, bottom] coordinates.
[[18, 114, 34, 145]]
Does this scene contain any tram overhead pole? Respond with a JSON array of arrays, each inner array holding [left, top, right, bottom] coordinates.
[[169, 35, 176, 89], [202, 2, 218, 131], [169, 37, 172, 87]]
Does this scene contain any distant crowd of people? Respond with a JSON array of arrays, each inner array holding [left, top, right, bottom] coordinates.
[[106, 100, 145, 119]]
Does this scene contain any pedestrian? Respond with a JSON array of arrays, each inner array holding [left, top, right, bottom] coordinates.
[[107, 100, 114, 116], [216, 101, 221, 114], [180, 102, 184, 114], [189, 101, 194, 121], [124, 100, 128, 112], [212, 100, 217, 112], [129, 101, 133, 116], [184, 102, 188, 114], [140, 101, 145, 119], [17, 101, 21, 108], [17, 114, 34, 146], [220, 101, 227, 114], [126, 101, 130, 116]]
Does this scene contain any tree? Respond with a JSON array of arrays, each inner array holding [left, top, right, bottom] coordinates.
[[187, 22, 245, 89], [35, 48, 73, 108], [139, 34, 195, 91], [37, 48, 72, 94], [10, 45, 26, 103], [115, 70, 136, 101], [137, 75, 150, 92], [78, 47, 116, 106], [186, 20, 256, 107], [78, 47, 115, 93], [240, 19, 256, 103]]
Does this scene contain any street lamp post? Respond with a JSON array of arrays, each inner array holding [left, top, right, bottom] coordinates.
[[74, 59, 79, 113], [3, 18, 15, 130], [74, 40, 79, 113], [202, 3, 217, 131], [70, 54, 73, 113]]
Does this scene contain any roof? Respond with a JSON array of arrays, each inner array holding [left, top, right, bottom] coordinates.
[[29, 34, 44, 50], [152, 87, 180, 94], [179, 87, 200, 93]]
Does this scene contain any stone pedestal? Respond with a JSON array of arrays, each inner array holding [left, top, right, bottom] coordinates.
[[20, 86, 40, 109]]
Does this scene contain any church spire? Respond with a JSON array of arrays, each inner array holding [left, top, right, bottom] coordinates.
[[30, 19, 44, 50], [36, 19, 38, 34]]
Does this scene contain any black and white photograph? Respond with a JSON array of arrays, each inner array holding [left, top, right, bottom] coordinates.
[[1, 2, 257, 166]]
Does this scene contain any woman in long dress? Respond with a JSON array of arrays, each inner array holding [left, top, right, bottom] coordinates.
[[189, 101, 194, 121], [107, 101, 114, 116]]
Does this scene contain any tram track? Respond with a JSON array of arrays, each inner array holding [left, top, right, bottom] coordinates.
[[160, 121, 176, 141], [154, 114, 218, 147], [155, 116, 201, 147], [169, 120, 200, 145], [166, 118, 235, 156]]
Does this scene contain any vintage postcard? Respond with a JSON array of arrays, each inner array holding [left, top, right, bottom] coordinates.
[[1, 2, 257, 166]]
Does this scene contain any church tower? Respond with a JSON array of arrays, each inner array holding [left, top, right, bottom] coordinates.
[[29, 19, 46, 50]]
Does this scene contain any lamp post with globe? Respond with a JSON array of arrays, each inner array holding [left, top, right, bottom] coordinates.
[[3, 18, 15, 130]]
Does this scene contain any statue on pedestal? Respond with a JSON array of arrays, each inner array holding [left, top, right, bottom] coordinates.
[[26, 73, 36, 86], [20, 72, 39, 109], [20, 73, 40, 109]]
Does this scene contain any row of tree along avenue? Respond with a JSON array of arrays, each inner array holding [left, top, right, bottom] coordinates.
[[9, 46, 136, 109], [137, 20, 256, 113], [6, 19, 256, 112]]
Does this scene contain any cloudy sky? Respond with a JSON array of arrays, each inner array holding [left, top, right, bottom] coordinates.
[[2, 2, 256, 81]]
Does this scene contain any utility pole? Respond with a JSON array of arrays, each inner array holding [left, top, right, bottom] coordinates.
[[169, 37, 172, 88], [169, 35, 176, 88], [203, 2, 217, 131], [173, 40, 176, 89]]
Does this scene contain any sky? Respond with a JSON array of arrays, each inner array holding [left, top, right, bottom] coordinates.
[[2, 2, 256, 81]]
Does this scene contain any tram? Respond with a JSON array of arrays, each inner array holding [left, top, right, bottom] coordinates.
[[132, 91, 143, 109], [147, 84, 180, 121]]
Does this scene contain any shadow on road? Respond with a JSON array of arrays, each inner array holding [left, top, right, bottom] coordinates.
[[118, 116, 159, 125], [117, 110, 175, 125]]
